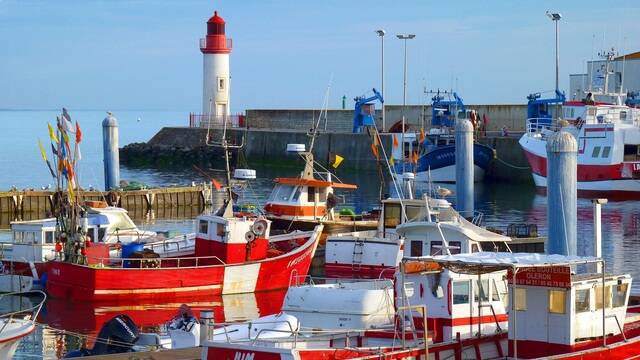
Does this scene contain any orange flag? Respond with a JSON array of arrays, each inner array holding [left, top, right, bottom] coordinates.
[[419, 128, 426, 144], [412, 151, 419, 164], [392, 135, 399, 148], [370, 143, 380, 160]]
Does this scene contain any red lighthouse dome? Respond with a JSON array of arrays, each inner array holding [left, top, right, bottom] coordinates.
[[201, 10, 231, 54]]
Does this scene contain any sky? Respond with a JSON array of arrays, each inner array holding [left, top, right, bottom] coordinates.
[[0, 0, 639, 111]]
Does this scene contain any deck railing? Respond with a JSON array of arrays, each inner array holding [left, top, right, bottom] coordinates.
[[80, 253, 227, 269], [188, 113, 245, 128]]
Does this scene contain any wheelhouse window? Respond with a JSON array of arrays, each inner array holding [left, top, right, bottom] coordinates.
[[491, 280, 501, 302], [475, 279, 490, 302], [595, 285, 612, 309], [613, 283, 628, 308], [430, 240, 461, 255], [410, 240, 423, 257], [109, 213, 136, 231], [602, 146, 611, 158], [307, 187, 316, 203], [13, 231, 24, 243], [452, 281, 470, 305], [548, 289, 566, 314], [591, 146, 601, 158], [406, 205, 426, 222], [575, 288, 590, 313], [291, 186, 302, 202], [44, 231, 55, 244], [216, 223, 226, 237], [198, 220, 208, 234], [383, 203, 402, 228]]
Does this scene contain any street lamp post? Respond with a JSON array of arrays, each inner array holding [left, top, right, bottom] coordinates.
[[546, 11, 562, 120], [397, 34, 415, 165], [376, 29, 386, 132]]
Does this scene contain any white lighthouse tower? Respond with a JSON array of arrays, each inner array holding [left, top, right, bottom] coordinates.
[[200, 10, 231, 117]]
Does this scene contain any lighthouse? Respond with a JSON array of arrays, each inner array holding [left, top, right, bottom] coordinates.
[[200, 10, 231, 117]]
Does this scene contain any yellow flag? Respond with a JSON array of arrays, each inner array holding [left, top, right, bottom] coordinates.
[[389, 157, 395, 166], [332, 154, 344, 169], [67, 181, 75, 202], [38, 140, 47, 161], [47, 123, 59, 143]]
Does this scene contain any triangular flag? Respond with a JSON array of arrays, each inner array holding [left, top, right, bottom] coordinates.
[[38, 140, 47, 162], [47, 123, 59, 143], [392, 135, 399, 148], [67, 181, 75, 202], [419, 128, 426, 144], [370, 143, 380, 160], [332, 154, 344, 169], [412, 150, 419, 164], [212, 179, 222, 191], [51, 143, 59, 157], [74, 142, 82, 162], [62, 108, 75, 133], [45, 160, 56, 178], [75, 121, 82, 143], [389, 157, 395, 166]]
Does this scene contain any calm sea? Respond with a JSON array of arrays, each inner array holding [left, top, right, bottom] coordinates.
[[1, 110, 639, 358]]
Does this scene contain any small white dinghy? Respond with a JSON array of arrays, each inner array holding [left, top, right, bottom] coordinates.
[[211, 313, 300, 342], [0, 291, 46, 359]]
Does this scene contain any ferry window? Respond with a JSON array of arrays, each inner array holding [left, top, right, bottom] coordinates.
[[410, 240, 423, 257], [291, 187, 301, 202], [198, 220, 208, 234], [383, 203, 402, 228], [13, 231, 24, 243], [406, 205, 425, 222], [449, 241, 462, 255], [602, 146, 611, 158], [548, 290, 566, 314], [595, 285, 612, 309], [453, 281, 470, 305], [620, 111, 627, 121], [44, 231, 54, 244], [430, 241, 443, 256], [515, 288, 527, 311], [217, 223, 225, 237], [475, 279, 490, 302], [307, 187, 316, 202], [575, 289, 590, 313], [491, 280, 501, 302], [613, 283, 628, 308], [591, 146, 601, 158]]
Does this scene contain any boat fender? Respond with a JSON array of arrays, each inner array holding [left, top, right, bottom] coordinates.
[[252, 219, 268, 237], [339, 208, 356, 218]]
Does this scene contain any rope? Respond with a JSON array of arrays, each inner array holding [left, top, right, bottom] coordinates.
[[36, 322, 141, 349], [494, 157, 530, 170]]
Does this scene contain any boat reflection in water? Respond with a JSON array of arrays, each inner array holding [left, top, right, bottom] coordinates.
[[15, 290, 286, 359]]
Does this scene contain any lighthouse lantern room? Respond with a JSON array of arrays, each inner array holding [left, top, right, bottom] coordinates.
[[200, 10, 231, 117]]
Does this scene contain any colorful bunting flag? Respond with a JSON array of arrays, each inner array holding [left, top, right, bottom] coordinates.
[[38, 140, 47, 162], [61, 108, 75, 133], [392, 135, 399, 148], [389, 157, 395, 167], [370, 143, 379, 160], [51, 143, 58, 157], [67, 181, 75, 202], [47, 123, 59, 143], [75, 121, 82, 143], [419, 128, 426, 144]]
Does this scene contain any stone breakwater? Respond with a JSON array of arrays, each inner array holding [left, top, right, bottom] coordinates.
[[120, 127, 533, 183]]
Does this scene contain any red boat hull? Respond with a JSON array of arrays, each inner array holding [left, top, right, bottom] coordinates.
[[46, 233, 319, 302]]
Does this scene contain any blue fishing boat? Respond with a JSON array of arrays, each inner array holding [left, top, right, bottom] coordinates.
[[390, 92, 494, 183]]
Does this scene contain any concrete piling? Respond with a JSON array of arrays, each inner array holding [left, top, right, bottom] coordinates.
[[455, 119, 474, 215], [546, 129, 577, 255], [102, 112, 120, 191]]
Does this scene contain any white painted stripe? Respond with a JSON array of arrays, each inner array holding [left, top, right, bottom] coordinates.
[[94, 283, 221, 295], [222, 262, 261, 295]]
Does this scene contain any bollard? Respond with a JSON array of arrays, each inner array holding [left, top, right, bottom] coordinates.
[[200, 310, 215, 344], [546, 129, 577, 255], [455, 119, 474, 215], [102, 112, 120, 191]]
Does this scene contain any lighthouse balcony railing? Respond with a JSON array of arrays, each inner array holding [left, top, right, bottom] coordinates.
[[189, 113, 245, 129], [200, 37, 233, 51]]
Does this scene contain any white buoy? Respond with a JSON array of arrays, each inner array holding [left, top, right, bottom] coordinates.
[[102, 112, 120, 190], [546, 129, 577, 255], [455, 119, 474, 215]]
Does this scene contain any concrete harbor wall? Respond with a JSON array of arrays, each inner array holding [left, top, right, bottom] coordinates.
[[245, 104, 526, 133], [121, 127, 532, 182]]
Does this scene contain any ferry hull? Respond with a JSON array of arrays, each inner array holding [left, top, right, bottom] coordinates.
[[46, 233, 319, 302]]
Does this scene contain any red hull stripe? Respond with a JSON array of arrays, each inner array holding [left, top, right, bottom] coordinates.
[[523, 149, 627, 181]]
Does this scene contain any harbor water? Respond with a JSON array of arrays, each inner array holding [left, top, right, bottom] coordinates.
[[2, 110, 640, 358]]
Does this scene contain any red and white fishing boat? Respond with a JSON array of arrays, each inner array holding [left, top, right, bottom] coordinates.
[[45, 211, 323, 301], [0, 291, 46, 359], [202, 251, 640, 360], [264, 144, 377, 233], [520, 50, 640, 199]]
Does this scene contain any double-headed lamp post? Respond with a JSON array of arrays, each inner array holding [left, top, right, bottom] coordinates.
[[546, 11, 562, 119], [375, 29, 386, 131], [397, 34, 415, 164]]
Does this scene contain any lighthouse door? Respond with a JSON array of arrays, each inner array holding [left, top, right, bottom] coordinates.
[[216, 104, 227, 116]]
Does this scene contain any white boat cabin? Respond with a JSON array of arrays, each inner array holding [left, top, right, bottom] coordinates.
[[264, 175, 357, 221], [399, 259, 509, 344], [194, 214, 271, 264]]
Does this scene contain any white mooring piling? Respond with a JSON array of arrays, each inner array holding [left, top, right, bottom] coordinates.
[[102, 112, 120, 191], [546, 129, 577, 255], [455, 118, 474, 215], [592, 198, 607, 272]]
